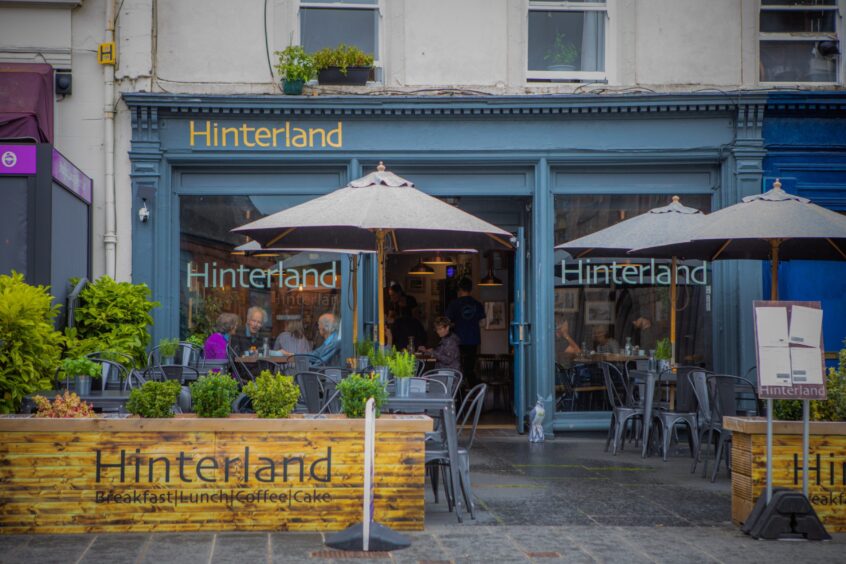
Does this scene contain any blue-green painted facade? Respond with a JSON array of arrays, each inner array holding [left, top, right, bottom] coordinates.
[[125, 92, 775, 433]]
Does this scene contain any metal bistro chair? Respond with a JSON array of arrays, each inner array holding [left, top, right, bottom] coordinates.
[[420, 368, 463, 399], [426, 383, 487, 520], [294, 371, 326, 413], [226, 345, 253, 385], [689, 368, 720, 477], [286, 354, 323, 375], [706, 373, 760, 482], [603, 362, 644, 455], [649, 367, 699, 462]]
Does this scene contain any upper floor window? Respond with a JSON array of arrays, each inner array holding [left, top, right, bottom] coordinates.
[[527, 1, 607, 82], [759, 0, 841, 83], [300, 1, 379, 63]]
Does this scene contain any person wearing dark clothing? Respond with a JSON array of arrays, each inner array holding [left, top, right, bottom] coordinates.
[[231, 306, 271, 354], [388, 282, 418, 313], [391, 306, 427, 351], [420, 316, 461, 371], [445, 277, 485, 386]]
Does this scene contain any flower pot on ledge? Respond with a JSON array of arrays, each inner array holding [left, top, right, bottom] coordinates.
[[282, 78, 305, 95], [317, 66, 370, 86]]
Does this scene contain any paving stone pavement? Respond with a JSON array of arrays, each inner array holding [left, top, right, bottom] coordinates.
[[1, 430, 842, 563]]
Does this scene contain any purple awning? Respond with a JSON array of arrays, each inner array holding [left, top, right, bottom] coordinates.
[[0, 63, 54, 143]]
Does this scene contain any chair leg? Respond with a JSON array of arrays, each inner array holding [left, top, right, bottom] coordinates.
[[458, 454, 475, 520], [441, 463, 454, 512], [661, 419, 672, 462], [429, 464, 439, 503], [605, 413, 615, 452], [691, 428, 704, 473], [711, 434, 727, 483], [702, 428, 714, 479], [611, 416, 624, 456]]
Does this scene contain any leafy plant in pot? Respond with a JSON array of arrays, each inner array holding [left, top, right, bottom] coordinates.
[[387, 349, 416, 397], [61, 356, 101, 396], [313, 43, 374, 85], [190, 373, 240, 418], [336, 372, 388, 418], [368, 344, 395, 384], [127, 380, 182, 418], [243, 370, 300, 418], [158, 338, 180, 365], [353, 338, 375, 371], [544, 33, 579, 71], [654, 338, 672, 373], [274, 45, 316, 95]]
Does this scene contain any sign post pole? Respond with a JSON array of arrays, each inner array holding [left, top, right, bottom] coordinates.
[[802, 399, 810, 497], [766, 398, 773, 503]]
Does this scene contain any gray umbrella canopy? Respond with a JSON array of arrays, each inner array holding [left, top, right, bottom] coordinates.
[[556, 196, 707, 257], [232, 163, 512, 252], [630, 181, 846, 262]]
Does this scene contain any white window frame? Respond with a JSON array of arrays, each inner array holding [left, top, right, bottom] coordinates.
[[299, 1, 383, 67], [527, 1, 608, 82], [758, 1, 843, 85]]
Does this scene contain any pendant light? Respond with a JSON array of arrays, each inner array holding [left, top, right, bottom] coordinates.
[[478, 253, 503, 287], [422, 253, 455, 266], [408, 260, 435, 276]]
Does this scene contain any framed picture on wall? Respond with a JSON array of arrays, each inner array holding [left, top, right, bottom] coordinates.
[[484, 301, 506, 330], [585, 301, 613, 325], [584, 288, 611, 302], [555, 288, 579, 313], [405, 277, 424, 293]]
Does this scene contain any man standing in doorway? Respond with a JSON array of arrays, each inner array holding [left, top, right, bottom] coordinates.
[[446, 277, 485, 387]]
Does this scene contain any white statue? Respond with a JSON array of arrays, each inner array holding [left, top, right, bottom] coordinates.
[[528, 396, 545, 443]]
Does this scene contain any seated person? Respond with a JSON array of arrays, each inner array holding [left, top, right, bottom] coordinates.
[[556, 319, 581, 355], [231, 306, 271, 354], [310, 313, 341, 366], [204, 313, 240, 360], [418, 316, 460, 371], [592, 326, 620, 354], [391, 306, 427, 352], [631, 316, 657, 351], [273, 320, 312, 356]]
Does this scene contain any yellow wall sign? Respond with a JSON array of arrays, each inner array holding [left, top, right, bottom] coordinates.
[[97, 42, 116, 65], [0, 416, 430, 534], [189, 120, 343, 148]]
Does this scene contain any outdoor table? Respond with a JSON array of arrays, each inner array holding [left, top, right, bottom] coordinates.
[[383, 390, 464, 523], [573, 353, 647, 364], [629, 369, 677, 458], [21, 389, 131, 414]]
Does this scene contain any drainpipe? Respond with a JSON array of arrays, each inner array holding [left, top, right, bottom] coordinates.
[[103, 0, 117, 278]]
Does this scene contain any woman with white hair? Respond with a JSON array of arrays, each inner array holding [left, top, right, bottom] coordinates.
[[273, 319, 312, 355]]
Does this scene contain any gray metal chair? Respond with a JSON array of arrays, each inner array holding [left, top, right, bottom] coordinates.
[[420, 368, 463, 399], [294, 371, 326, 413], [650, 368, 699, 461], [603, 362, 644, 455], [425, 383, 487, 520], [286, 354, 323, 375], [707, 374, 759, 482]]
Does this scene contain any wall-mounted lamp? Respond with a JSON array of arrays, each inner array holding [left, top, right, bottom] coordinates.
[[138, 200, 150, 223]]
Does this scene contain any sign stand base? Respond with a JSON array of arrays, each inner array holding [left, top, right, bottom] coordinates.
[[325, 522, 411, 552], [741, 488, 831, 541]]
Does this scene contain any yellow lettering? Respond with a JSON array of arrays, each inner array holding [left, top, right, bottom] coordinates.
[[272, 127, 285, 147], [189, 120, 211, 146], [222, 127, 239, 147], [327, 122, 343, 148], [309, 128, 326, 148], [240, 124, 256, 147], [255, 128, 271, 147], [213, 122, 219, 146], [291, 127, 308, 148], [285, 122, 291, 147]]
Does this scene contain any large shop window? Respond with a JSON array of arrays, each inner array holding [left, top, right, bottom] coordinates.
[[759, 0, 841, 83], [180, 195, 342, 355], [553, 194, 712, 414], [527, 1, 607, 82], [300, 1, 379, 61]]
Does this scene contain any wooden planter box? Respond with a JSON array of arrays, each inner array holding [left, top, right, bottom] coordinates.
[[725, 416, 846, 532], [0, 414, 431, 534]]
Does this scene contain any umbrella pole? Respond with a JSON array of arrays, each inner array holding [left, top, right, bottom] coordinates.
[[671, 256, 677, 367], [770, 240, 780, 301], [352, 255, 359, 346], [376, 230, 386, 346]]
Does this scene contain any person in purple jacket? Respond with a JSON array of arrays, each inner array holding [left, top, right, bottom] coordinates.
[[203, 312, 240, 360]]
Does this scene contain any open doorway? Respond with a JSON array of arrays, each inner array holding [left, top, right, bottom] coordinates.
[[383, 196, 530, 427]]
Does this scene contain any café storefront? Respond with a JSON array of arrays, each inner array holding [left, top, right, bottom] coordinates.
[[125, 92, 767, 433]]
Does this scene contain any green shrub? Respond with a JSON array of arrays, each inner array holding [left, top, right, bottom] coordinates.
[[61, 356, 100, 378], [387, 349, 415, 378], [185, 334, 206, 349], [126, 380, 182, 418], [0, 272, 64, 413], [354, 339, 375, 358], [243, 370, 300, 418], [336, 372, 387, 418], [274, 45, 316, 82], [66, 276, 158, 367], [158, 338, 179, 359], [190, 373, 240, 418], [312, 44, 374, 74], [774, 399, 803, 421], [34, 391, 95, 418], [775, 344, 846, 422]]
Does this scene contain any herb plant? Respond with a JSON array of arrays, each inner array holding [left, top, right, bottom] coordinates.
[[312, 44, 374, 75], [61, 356, 100, 378], [354, 339, 375, 358], [158, 338, 180, 359], [274, 45, 317, 82], [655, 338, 672, 361], [243, 370, 300, 418], [387, 349, 415, 379], [368, 345, 396, 368], [127, 380, 182, 418], [190, 373, 240, 418], [336, 372, 388, 418], [33, 391, 95, 418], [0, 272, 64, 413]]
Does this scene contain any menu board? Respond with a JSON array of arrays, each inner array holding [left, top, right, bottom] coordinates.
[[753, 301, 827, 400]]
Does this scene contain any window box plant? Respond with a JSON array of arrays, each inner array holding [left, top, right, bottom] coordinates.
[[336, 372, 388, 418], [243, 370, 300, 418], [544, 33, 579, 72], [274, 45, 316, 95], [313, 44, 374, 86], [126, 380, 182, 418], [190, 372, 240, 418], [33, 390, 95, 418]]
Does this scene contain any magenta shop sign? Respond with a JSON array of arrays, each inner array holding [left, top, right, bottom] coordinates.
[[0, 144, 37, 175]]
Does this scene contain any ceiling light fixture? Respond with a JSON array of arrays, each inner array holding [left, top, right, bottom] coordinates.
[[408, 260, 435, 276]]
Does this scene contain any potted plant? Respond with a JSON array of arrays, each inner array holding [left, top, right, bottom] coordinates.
[[243, 370, 300, 418], [126, 380, 182, 418], [353, 338, 374, 371], [158, 337, 180, 365], [387, 349, 416, 397], [190, 372, 240, 418], [336, 372, 388, 418], [368, 344, 395, 384], [33, 391, 96, 418], [312, 43, 374, 86], [274, 45, 316, 95], [61, 356, 101, 396], [655, 338, 672, 373], [544, 33, 579, 71]]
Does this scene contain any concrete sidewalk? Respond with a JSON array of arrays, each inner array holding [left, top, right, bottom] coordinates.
[[2, 430, 842, 563]]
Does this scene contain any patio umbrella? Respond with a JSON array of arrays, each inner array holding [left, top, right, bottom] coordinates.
[[631, 180, 846, 300], [556, 196, 708, 365], [233, 162, 512, 345]]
